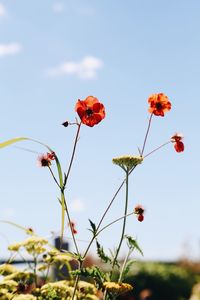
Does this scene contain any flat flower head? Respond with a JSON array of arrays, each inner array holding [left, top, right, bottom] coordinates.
[[103, 282, 133, 295], [148, 93, 171, 116], [75, 96, 105, 127], [112, 155, 143, 172]]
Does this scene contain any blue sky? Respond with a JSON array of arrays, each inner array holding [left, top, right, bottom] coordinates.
[[0, 0, 199, 262]]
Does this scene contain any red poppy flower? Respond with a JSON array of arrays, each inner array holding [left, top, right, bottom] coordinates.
[[37, 152, 55, 167], [148, 93, 171, 116], [171, 133, 184, 153], [75, 96, 105, 127]]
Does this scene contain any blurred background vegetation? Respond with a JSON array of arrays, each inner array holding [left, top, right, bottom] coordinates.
[[114, 260, 200, 300]]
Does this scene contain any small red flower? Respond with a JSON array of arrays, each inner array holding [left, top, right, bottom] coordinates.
[[134, 204, 145, 222], [148, 93, 171, 117], [137, 214, 144, 222], [68, 221, 77, 235], [75, 96, 105, 127], [37, 152, 55, 167], [134, 204, 144, 215], [171, 133, 184, 153]]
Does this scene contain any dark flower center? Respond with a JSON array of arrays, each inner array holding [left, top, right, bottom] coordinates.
[[155, 102, 163, 110], [86, 108, 93, 116], [41, 158, 49, 167]]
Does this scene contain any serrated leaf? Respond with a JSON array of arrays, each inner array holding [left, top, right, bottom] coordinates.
[[71, 266, 106, 289], [96, 240, 112, 264], [125, 235, 143, 256], [88, 219, 97, 235], [121, 259, 135, 281]]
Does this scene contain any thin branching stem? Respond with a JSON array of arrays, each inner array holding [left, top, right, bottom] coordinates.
[[110, 170, 129, 278], [48, 166, 61, 189], [64, 122, 82, 188], [141, 113, 153, 156], [144, 141, 171, 158]]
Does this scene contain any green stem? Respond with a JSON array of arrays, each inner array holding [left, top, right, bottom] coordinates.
[[64, 122, 82, 188], [96, 212, 134, 237], [144, 141, 171, 158], [33, 254, 38, 287], [62, 191, 80, 255], [71, 261, 82, 300], [48, 166, 61, 189], [141, 113, 153, 156], [82, 179, 126, 259], [118, 248, 132, 283], [110, 170, 129, 278]]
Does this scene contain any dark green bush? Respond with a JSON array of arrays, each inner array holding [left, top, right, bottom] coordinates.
[[117, 262, 196, 300]]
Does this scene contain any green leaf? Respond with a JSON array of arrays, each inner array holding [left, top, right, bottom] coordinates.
[[0, 137, 29, 148], [0, 137, 66, 241], [0, 137, 53, 152], [0, 220, 34, 235], [54, 156, 65, 241], [96, 240, 112, 264], [121, 259, 135, 281], [71, 266, 106, 289], [88, 219, 97, 235], [125, 235, 143, 256]]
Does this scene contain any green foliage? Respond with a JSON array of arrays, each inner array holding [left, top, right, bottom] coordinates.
[[96, 240, 112, 265], [118, 262, 196, 300], [88, 219, 97, 235], [72, 266, 108, 290], [120, 259, 135, 282], [125, 235, 143, 256]]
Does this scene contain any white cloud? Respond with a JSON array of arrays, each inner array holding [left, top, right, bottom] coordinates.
[[0, 43, 23, 57], [52, 2, 64, 13], [69, 199, 85, 213], [0, 3, 6, 17], [47, 56, 103, 79]]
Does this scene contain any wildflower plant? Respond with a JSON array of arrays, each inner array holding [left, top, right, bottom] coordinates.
[[0, 93, 184, 299]]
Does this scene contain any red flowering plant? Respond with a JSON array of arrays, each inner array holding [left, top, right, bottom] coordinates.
[[0, 94, 184, 300]]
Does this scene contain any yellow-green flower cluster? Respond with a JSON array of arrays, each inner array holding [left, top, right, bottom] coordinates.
[[39, 281, 74, 299], [77, 280, 97, 295], [112, 155, 143, 171], [8, 237, 48, 255], [0, 279, 18, 300], [103, 281, 133, 295], [21, 237, 48, 255], [0, 264, 18, 276], [44, 248, 74, 264], [0, 290, 13, 300], [8, 242, 22, 252], [3, 271, 35, 282], [12, 295, 37, 300]]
